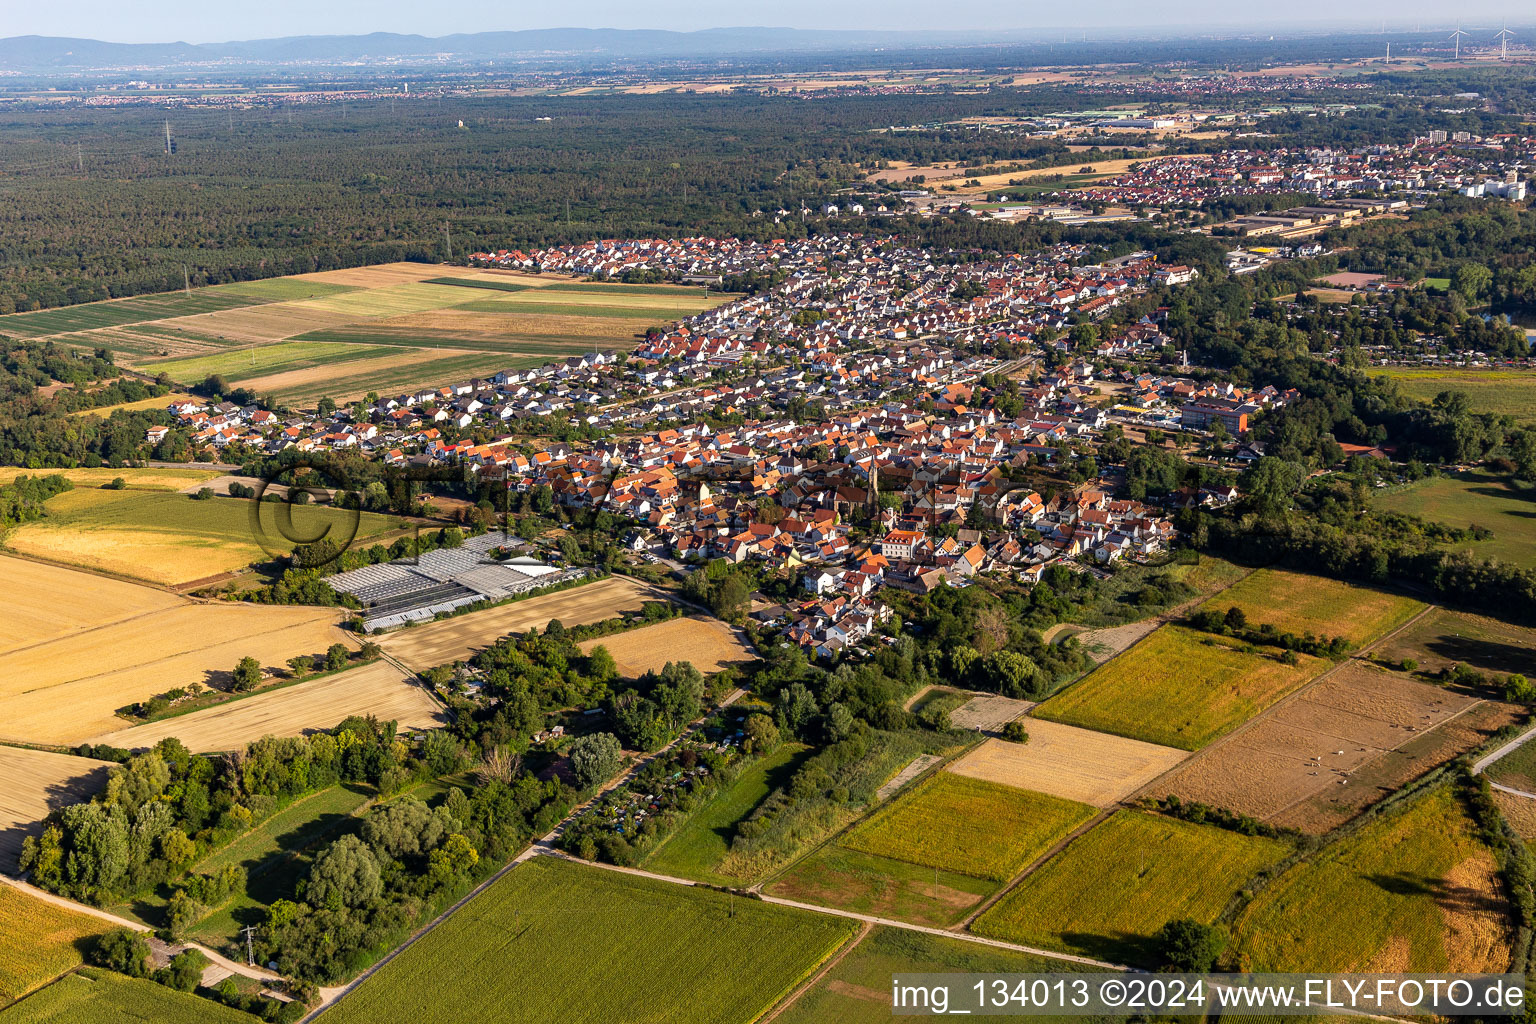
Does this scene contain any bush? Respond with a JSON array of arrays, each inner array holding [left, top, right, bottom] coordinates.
[[1155, 919, 1226, 972], [1001, 720, 1030, 744], [155, 948, 207, 992], [191, 487, 215, 501], [90, 927, 150, 977], [568, 733, 623, 790]]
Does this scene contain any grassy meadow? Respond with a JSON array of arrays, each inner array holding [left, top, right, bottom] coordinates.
[[972, 811, 1290, 965], [765, 845, 996, 928], [1374, 367, 1536, 424], [1199, 569, 1424, 648], [643, 742, 810, 884], [1031, 626, 1320, 750], [1373, 471, 1536, 569], [322, 856, 857, 1024]]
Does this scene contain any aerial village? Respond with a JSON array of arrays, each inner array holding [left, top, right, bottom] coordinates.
[[155, 231, 1288, 660]]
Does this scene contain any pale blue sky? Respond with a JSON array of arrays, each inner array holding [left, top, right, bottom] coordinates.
[[2, 0, 1523, 44]]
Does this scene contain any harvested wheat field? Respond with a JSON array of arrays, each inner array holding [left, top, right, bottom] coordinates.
[[0, 556, 183, 655], [379, 308, 649, 339], [125, 301, 364, 350], [301, 263, 461, 288], [947, 723, 1188, 807], [0, 748, 111, 871], [0, 467, 218, 492], [1494, 791, 1536, 842], [1159, 662, 1512, 832], [94, 661, 446, 753], [1, 582, 351, 745], [378, 576, 660, 671], [579, 616, 754, 678]]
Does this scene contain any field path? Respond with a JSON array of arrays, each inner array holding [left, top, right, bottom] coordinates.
[[0, 874, 288, 994], [1472, 721, 1536, 801], [759, 921, 873, 1024]]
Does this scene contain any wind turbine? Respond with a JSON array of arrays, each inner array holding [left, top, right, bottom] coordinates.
[[1449, 23, 1469, 60], [1495, 22, 1514, 60]]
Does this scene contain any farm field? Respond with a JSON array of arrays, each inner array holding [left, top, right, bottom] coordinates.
[[1198, 569, 1425, 648], [1374, 367, 1536, 424], [1373, 471, 1536, 569], [579, 616, 754, 678], [0, 560, 351, 745], [93, 660, 446, 752], [0, 467, 218, 492], [1235, 786, 1513, 972], [1161, 661, 1513, 833], [946, 724, 1188, 807], [840, 772, 1096, 883], [1031, 626, 1320, 751], [948, 694, 1033, 732], [0, 969, 253, 1024], [643, 742, 810, 884], [1374, 606, 1536, 678], [377, 575, 660, 670], [65, 392, 198, 418], [774, 927, 1117, 1024], [0, 749, 111, 872], [766, 845, 996, 929], [322, 856, 857, 1024], [0, 555, 184, 654], [973, 811, 1289, 965], [1493, 791, 1536, 842], [1, 488, 401, 585], [25, 264, 730, 408], [0, 885, 104, 1008]]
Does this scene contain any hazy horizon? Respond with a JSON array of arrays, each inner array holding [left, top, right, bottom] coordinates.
[[7, 2, 1531, 47]]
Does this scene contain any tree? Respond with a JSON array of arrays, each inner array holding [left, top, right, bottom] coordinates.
[[1238, 457, 1305, 517], [159, 828, 196, 868], [91, 928, 150, 977], [287, 655, 314, 678], [156, 948, 208, 992], [306, 835, 382, 910], [824, 702, 855, 742], [587, 645, 617, 682], [325, 644, 350, 671], [743, 713, 780, 754], [1002, 720, 1030, 743], [231, 656, 262, 692], [1453, 262, 1492, 305], [567, 733, 623, 789], [361, 796, 452, 859], [1155, 919, 1226, 972]]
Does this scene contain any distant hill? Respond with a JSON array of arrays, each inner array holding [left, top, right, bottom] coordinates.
[[0, 27, 1019, 71]]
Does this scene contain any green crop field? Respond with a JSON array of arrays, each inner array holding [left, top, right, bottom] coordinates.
[[1235, 786, 1513, 972], [1, 488, 401, 585], [1032, 626, 1320, 750], [322, 856, 858, 1024], [841, 772, 1096, 882], [1199, 569, 1424, 648], [1374, 368, 1536, 424], [223, 279, 360, 302], [643, 743, 811, 883], [0, 887, 104, 1007], [1373, 471, 1536, 569], [0, 970, 253, 1024], [423, 277, 534, 294], [972, 811, 1290, 965], [0, 288, 270, 338], [140, 342, 404, 385], [775, 927, 1120, 1024], [765, 845, 996, 928]]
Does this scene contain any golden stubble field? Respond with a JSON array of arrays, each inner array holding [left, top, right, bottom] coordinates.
[[578, 616, 755, 678], [93, 660, 447, 752], [0, 557, 354, 745], [0, 748, 112, 871], [377, 576, 662, 671], [947, 722, 1189, 807]]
